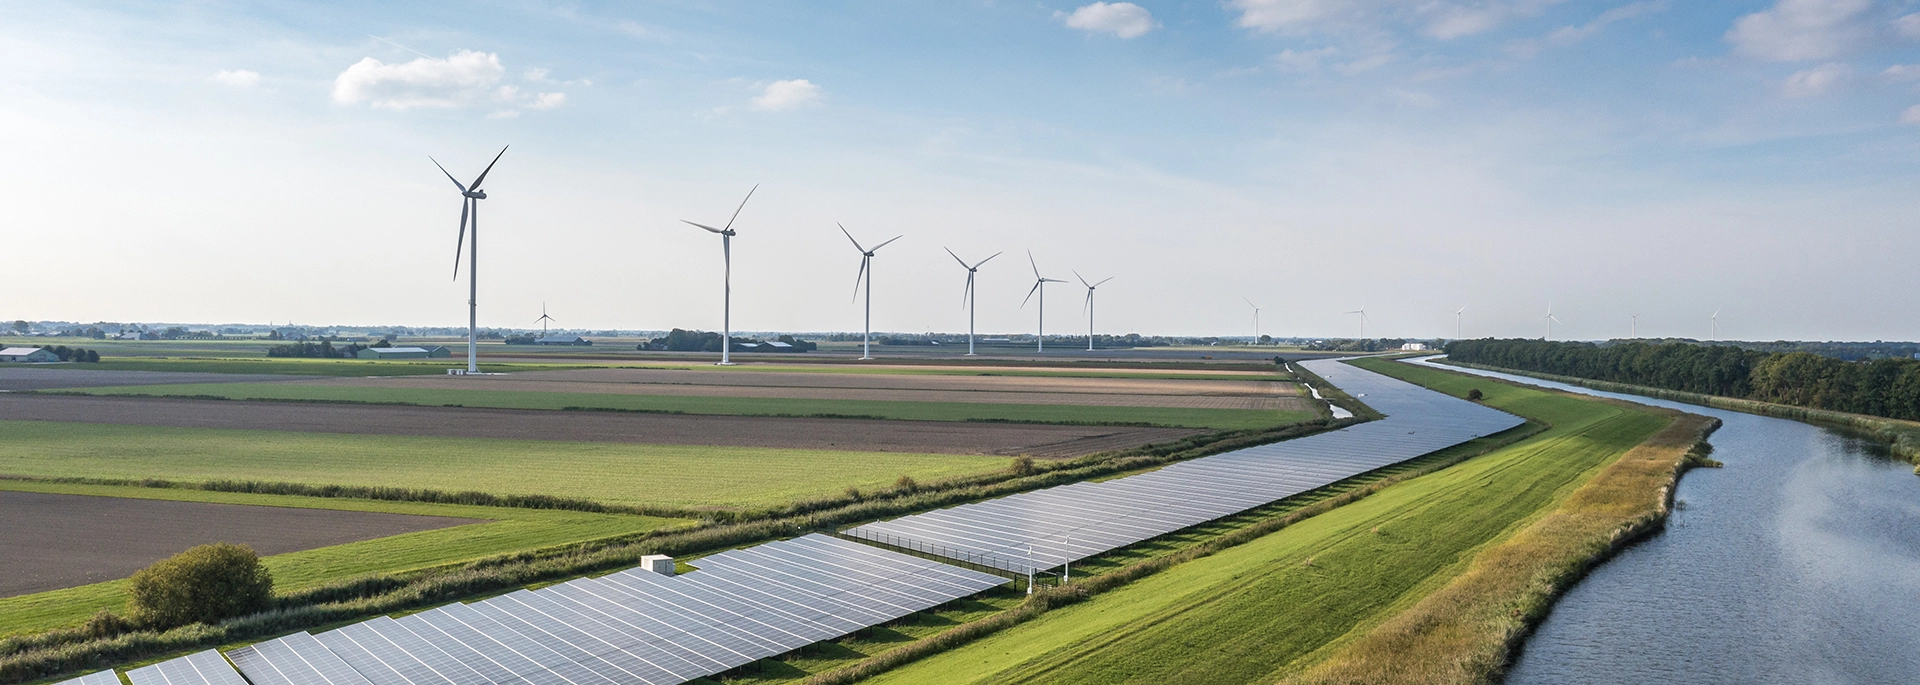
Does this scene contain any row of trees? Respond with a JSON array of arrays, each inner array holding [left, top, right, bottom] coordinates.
[[266, 340, 370, 358], [36, 345, 101, 362], [638, 329, 817, 352], [1447, 338, 1920, 422]]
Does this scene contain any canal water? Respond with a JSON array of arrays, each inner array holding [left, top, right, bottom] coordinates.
[[1411, 358, 1920, 684]]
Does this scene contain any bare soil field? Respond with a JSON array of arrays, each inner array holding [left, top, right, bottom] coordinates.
[[0, 367, 317, 391], [0, 395, 1202, 456], [0, 490, 481, 597], [288, 368, 1314, 412]]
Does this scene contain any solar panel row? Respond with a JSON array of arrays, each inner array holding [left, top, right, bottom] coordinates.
[[123, 650, 249, 685], [843, 358, 1526, 573], [216, 534, 1004, 685], [52, 669, 128, 685]]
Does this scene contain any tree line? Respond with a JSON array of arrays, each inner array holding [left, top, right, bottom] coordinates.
[[638, 329, 817, 352], [266, 340, 369, 358], [31, 345, 101, 362], [1447, 338, 1920, 421]]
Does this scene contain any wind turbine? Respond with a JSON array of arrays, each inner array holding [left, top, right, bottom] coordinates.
[[1455, 305, 1466, 340], [945, 248, 1001, 356], [1244, 298, 1263, 345], [1630, 313, 1639, 338], [430, 146, 507, 374], [1709, 309, 1720, 340], [681, 185, 758, 365], [534, 303, 556, 335], [1542, 302, 1563, 340], [840, 224, 902, 360], [1022, 252, 1068, 353], [1344, 304, 1368, 339], [1076, 270, 1114, 352]]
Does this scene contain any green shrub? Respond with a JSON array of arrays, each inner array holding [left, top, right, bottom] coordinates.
[[126, 543, 273, 629], [1467, 388, 1483, 401]]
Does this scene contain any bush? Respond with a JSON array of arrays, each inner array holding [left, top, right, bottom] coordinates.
[[1467, 388, 1483, 401], [1009, 456, 1036, 476], [126, 543, 273, 629]]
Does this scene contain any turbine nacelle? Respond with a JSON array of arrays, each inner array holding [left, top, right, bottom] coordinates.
[[463, 190, 488, 200]]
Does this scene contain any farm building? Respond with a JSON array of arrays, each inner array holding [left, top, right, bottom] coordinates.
[[1400, 342, 1429, 351], [355, 346, 452, 360], [536, 335, 592, 346], [0, 347, 60, 363]]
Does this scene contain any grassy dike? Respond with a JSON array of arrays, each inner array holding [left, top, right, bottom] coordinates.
[[818, 358, 1680, 685]]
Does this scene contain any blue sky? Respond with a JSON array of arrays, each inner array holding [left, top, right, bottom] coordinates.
[[4, 1, 1918, 340]]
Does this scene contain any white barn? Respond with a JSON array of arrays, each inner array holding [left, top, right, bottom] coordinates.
[[0, 347, 60, 363]]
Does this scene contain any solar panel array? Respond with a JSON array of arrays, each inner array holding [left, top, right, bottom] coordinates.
[[216, 534, 1004, 685], [844, 358, 1525, 573], [124, 651, 250, 685], [54, 670, 129, 685]]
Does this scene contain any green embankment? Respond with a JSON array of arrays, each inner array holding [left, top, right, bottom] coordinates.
[[0, 421, 1007, 509], [0, 481, 686, 638], [861, 359, 1669, 685], [59, 384, 1305, 431], [58, 357, 564, 376]]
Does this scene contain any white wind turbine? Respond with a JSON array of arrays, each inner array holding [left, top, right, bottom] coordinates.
[[840, 224, 902, 360], [945, 248, 1001, 356], [1022, 252, 1068, 353], [1076, 270, 1114, 352], [1631, 313, 1640, 338], [680, 185, 758, 365], [1709, 309, 1720, 340], [1244, 298, 1263, 345], [1455, 305, 1466, 340], [534, 303, 556, 335], [1344, 304, 1368, 339], [430, 146, 507, 375], [1542, 302, 1563, 340]]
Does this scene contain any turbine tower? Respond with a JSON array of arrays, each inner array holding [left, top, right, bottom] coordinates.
[[681, 185, 758, 365], [1542, 302, 1563, 340], [945, 248, 1001, 356], [840, 224, 902, 360], [1455, 305, 1466, 340], [430, 146, 507, 374], [1709, 309, 1720, 340], [1344, 304, 1368, 339], [1631, 313, 1639, 338], [1022, 252, 1067, 353], [1244, 298, 1263, 345], [1076, 270, 1114, 352], [535, 303, 556, 335]]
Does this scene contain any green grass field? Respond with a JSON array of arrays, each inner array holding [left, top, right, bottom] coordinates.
[[64, 357, 571, 377], [0, 480, 686, 637], [862, 359, 1670, 684], [0, 421, 1009, 509], [59, 384, 1306, 430]]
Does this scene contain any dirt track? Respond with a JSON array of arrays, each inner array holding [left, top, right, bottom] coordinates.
[[291, 368, 1314, 412], [0, 490, 479, 597], [0, 395, 1204, 457], [0, 367, 316, 391]]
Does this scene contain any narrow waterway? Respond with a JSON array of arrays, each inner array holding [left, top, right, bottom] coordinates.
[[1411, 358, 1920, 684]]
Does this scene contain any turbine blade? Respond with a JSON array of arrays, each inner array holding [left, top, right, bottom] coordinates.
[[1083, 289, 1093, 315], [871, 234, 903, 251], [962, 272, 973, 310], [1073, 269, 1089, 287], [452, 199, 469, 280], [1022, 280, 1041, 308], [430, 157, 468, 193], [1095, 276, 1114, 287], [468, 146, 508, 191], [974, 251, 1001, 269], [1028, 250, 1041, 279], [945, 247, 969, 269], [1244, 296, 1258, 309], [682, 219, 726, 234], [723, 184, 758, 232], [838, 223, 866, 252], [851, 257, 868, 302]]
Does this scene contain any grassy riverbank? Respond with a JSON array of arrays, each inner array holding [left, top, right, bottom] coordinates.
[[825, 358, 1673, 684]]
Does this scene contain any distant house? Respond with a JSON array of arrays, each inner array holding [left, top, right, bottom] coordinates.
[[0, 347, 60, 363], [536, 336, 593, 346], [764, 341, 793, 350], [356, 346, 451, 360], [1400, 342, 1429, 351]]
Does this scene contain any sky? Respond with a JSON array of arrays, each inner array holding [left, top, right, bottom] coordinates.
[[3, 0, 1919, 341]]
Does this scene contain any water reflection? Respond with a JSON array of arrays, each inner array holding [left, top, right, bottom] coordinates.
[[1408, 358, 1920, 684]]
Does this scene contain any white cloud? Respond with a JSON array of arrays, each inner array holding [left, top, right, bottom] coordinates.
[[1882, 64, 1920, 81], [1059, 2, 1157, 39], [751, 79, 822, 111], [331, 50, 505, 110], [210, 69, 260, 88], [525, 67, 592, 87], [1512, 1, 1665, 56], [1274, 47, 1340, 70], [1781, 62, 1852, 97], [1902, 104, 1920, 125], [1230, 0, 1565, 39], [1230, 0, 1351, 33], [528, 92, 567, 110], [1897, 13, 1920, 39], [1726, 0, 1873, 62]]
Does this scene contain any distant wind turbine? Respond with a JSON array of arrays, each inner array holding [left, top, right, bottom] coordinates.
[[945, 248, 1001, 356], [430, 146, 508, 374], [1076, 270, 1114, 352], [1344, 304, 1368, 339], [534, 303, 556, 335], [1542, 302, 1563, 340], [681, 185, 758, 365], [1709, 309, 1720, 340], [1022, 252, 1068, 352], [840, 224, 902, 360], [1244, 298, 1263, 345], [1631, 313, 1639, 338], [1455, 305, 1466, 340]]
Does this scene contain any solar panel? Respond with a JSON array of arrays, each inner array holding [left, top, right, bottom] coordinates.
[[844, 358, 1525, 573], [227, 632, 372, 685], [52, 670, 123, 685], [125, 650, 249, 685]]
